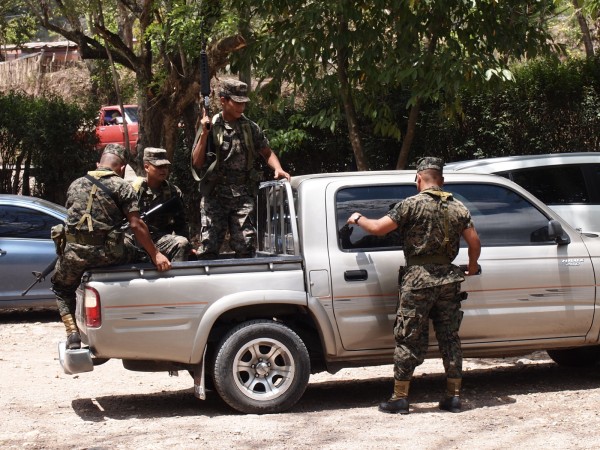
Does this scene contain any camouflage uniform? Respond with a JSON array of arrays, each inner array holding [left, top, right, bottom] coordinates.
[[387, 184, 474, 382], [198, 112, 269, 258], [51, 167, 141, 318], [132, 176, 191, 262]]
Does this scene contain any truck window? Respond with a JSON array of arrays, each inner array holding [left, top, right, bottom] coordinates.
[[336, 185, 415, 251], [450, 183, 555, 247], [336, 183, 555, 250]]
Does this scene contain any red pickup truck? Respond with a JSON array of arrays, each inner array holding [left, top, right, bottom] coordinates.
[[96, 105, 139, 154]]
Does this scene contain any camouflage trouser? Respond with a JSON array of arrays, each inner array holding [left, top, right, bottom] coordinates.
[[393, 282, 464, 381], [197, 193, 255, 259], [51, 241, 139, 317], [154, 233, 191, 262]]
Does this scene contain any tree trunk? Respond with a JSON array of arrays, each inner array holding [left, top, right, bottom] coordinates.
[[395, 99, 421, 170], [572, 0, 594, 58], [337, 19, 368, 171]]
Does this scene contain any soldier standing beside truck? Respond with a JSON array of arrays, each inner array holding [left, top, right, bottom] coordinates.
[[51, 144, 171, 350], [347, 157, 481, 414], [191, 79, 290, 259]]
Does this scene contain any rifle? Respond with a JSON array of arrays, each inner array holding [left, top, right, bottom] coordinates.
[[200, 45, 211, 130], [21, 196, 181, 296], [21, 256, 58, 297]]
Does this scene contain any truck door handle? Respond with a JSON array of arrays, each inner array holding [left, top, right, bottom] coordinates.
[[344, 269, 368, 281], [0, 248, 6, 256]]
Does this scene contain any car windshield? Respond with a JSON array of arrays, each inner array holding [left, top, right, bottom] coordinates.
[[124, 107, 139, 124]]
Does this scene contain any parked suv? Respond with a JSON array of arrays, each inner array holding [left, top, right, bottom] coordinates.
[[445, 152, 600, 234]]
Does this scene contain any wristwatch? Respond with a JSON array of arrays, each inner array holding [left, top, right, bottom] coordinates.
[[353, 214, 362, 225]]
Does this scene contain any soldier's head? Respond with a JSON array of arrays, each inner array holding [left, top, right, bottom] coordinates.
[[415, 156, 444, 190], [100, 143, 130, 176], [219, 79, 249, 121], [143, 147, 171, 186]]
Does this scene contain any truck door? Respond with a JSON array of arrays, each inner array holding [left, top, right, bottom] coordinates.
[[328, 180, 596, 352]]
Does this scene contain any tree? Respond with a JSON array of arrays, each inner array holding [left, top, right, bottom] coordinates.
[[252, 0, 560, 170], [24, 0, 246, 171]]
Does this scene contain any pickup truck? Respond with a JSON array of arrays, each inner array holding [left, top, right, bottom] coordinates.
[[59, 171, 600, 414], [95, 105, 139, 153]]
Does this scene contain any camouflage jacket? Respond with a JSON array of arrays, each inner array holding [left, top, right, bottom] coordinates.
[[133, 177, 188, 238], [387, 186, 474, 290], [64, 168, 139, 235], [205, 113, 269, 198]]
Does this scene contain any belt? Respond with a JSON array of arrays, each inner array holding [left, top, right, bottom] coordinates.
[[66, 233, 106, 246], [406, 254, 451, 266]]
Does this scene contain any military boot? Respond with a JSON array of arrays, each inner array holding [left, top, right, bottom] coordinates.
[[439, 377, 462, 413], [61, 313, 81, 350], [378, 380, 410, 414]]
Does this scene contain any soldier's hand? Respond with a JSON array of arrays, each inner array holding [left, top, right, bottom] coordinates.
[[200, 112, 211, 133], [153, 252, 171, 272], [273, 169, 290, 181]]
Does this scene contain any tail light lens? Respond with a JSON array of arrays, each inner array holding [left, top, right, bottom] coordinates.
[[84, 286, 102, 328]]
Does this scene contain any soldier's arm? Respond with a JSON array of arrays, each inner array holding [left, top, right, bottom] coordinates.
[[127, 211, 171, 271], [462, 226, 481, 275], [346, 213, 398, 236]]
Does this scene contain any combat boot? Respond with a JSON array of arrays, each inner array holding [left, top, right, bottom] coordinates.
[[61, 313, 81, 350], [378, 380, 410, 414], [439, 377, 462, 413]]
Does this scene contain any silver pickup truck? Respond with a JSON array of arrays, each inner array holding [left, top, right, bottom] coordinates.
[[60, 171, 600, 414]]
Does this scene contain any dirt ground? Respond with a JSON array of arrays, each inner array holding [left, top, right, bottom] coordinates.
[[2, 309, 600, 450]]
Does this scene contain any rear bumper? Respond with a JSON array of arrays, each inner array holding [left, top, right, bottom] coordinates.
[[58, 341, 94, 374]]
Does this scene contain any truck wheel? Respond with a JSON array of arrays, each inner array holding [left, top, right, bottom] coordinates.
[[547, 346, 600, 367], [212, 319, 310, 414]]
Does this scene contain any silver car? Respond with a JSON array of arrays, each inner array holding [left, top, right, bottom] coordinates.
[[444, 152, 600, 234], [0, 194, 66, 309]]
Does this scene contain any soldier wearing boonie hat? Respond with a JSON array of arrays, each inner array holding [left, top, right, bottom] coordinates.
[[345, 155, 481, 415]]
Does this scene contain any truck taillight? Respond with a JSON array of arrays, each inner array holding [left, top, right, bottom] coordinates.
[[84, 286, 102, 328]]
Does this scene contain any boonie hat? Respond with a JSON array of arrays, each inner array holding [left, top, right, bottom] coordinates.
[[220, 79, 250, 103], [416, 156, 444, 173], [143, 147, 171, 166], [103, 143, 130, 165]]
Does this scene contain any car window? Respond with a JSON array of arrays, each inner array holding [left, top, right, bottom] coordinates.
[[500, 165, 589, 205], [0, 205, 62, 239], [335, 183, 554, 251]]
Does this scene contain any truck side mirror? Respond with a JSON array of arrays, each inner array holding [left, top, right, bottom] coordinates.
[[548, 220, 570, 245]]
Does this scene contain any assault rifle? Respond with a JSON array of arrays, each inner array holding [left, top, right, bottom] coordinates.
[[21, 196, 181, 296], [200, 45, 211, 130]]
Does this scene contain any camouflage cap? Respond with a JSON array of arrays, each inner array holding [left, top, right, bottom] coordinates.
[[103, 143, 130, 165], [143, 147, 171, 166], [219, 79, 250, 103], [416, 156, 444, 173]]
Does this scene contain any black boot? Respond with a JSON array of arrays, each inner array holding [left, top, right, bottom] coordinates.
[[439, 395, 461, 413], [439, 378, 462, 413], [378, 380, 410, 414], [66, 332, 81, 350], [61, 314, 81, 350]]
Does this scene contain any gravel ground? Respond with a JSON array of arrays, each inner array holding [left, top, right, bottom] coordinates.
[[2, 308, 600, 450]]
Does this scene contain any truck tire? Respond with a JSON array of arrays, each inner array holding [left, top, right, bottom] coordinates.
[[547, 346, 600, 367], [212, 319, 310, 414]]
